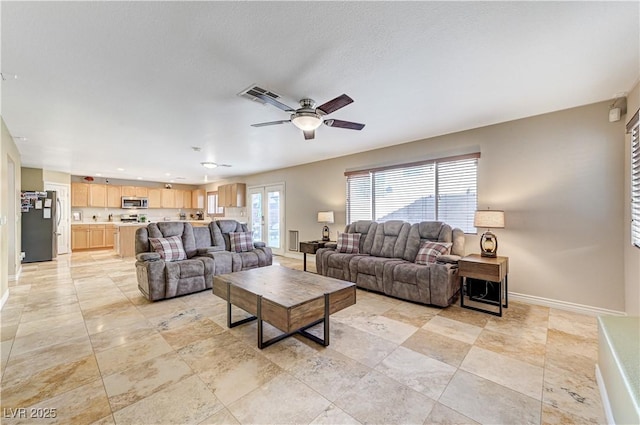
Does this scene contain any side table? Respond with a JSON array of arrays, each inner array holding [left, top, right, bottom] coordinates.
[[459, 254, 509, 317], [299, 241, 331, 272]]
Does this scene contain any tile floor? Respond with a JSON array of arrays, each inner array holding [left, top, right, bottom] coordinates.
[[1, 250, 604, 424]]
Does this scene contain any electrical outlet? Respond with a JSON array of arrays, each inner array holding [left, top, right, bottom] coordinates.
[[20, 252, 26, 260]]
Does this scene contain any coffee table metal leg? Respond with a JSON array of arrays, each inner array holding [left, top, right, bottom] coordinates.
[[257, 293, 331, 349], [298, 293, 330, 347], [226, 282, 257, 328]]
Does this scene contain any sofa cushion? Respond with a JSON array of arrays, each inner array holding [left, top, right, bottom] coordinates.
[[149, 235, 187, 262], [230, 231, 254, 252], [337, 232, 361, 253], [415, 241, 452, 265]]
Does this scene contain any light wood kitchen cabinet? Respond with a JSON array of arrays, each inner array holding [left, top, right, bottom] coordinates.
[[161, 189, 175, 208], [107, 185, 121, 208], [89, 225, 106, 248], [105, 224, 117, 248], [71, 183, 89, 207], [135, 187, 148, 197], [71, 225, 90, 250], [174, 190, 192, 209], [182, 190, 192, 209], [72, 224, 116, 250], [121, 186, 136, 197], [148, 188, 161, 208], [89, 184, 107, 207], [218, 183, 246, 208], [175, 189, 185, 209], [118, 225, 146, 258], [192, 189, 205, 209]]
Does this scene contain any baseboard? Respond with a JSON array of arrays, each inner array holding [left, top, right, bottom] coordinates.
[[509, 292, 626, 317], [8, 265, 21, 282], [596, 364, 616, 425]]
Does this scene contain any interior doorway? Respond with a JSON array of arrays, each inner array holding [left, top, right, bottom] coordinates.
[[44, 182, 70, 255], [247, 183, 285, 256]]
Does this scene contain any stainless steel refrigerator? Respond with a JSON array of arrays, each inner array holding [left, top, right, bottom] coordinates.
[[21, 190, 58, 263]]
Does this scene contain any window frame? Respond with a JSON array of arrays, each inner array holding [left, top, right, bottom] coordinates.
[[206, 191, 224, 217], [628, 110, 640, 248], [345, 153, 479, 233]]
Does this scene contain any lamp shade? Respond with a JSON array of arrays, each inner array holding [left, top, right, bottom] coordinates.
[[317, 211, 335, 223], [474, 210, 505, 229], [292, 113, 322, 131]]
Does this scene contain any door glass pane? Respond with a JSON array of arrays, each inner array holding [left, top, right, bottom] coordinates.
[[267, 190, 280, 248], [251, 192, 263, 241]]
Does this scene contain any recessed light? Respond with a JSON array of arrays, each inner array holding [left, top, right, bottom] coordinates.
[[117, 168, 125, 171], [137, 177, 143, 180], [175, 177, 186, 180], [165, 172, 171, 176], [95, 173, 102, 176], [201, 162, 218, 169], [170, 180, 174, 183]]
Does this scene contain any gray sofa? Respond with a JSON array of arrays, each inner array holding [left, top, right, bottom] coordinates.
[[316, 220, 464, 307], [135, 220, 272, 301]]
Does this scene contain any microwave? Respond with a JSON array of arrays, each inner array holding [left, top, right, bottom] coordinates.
[[122, 197, 148, 209]]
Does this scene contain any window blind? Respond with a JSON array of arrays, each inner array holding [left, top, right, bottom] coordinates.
[[346, 173, 372, 223], [346, 154, 479, 232], [630, 112, 640, 248], [437, 158, 478, 231]]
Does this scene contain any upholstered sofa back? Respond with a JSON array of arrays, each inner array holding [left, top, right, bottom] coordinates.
[[343, 220, 378, 254], [403, 221, 464, 261], [137, 222, 198, 258], [370, 220, 411, 258], [214, 219, 250, 251]]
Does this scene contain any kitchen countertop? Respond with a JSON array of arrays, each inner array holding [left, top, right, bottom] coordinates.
[[72, 220, 212, 227]]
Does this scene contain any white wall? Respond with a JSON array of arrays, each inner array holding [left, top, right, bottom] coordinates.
[[1, 117, 22, 307], [240, 100, 627, 312]]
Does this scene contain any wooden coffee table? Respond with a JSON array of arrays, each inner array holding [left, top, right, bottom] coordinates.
[[212, 265, 356, 349]]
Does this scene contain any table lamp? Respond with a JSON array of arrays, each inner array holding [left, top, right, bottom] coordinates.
[[317, 211, 334, 241], [474, 210, 505, 257]]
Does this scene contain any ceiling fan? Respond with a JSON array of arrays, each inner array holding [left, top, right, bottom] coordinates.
[[244, 87, 365, 140]]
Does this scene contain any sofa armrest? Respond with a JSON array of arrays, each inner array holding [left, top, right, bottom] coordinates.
[[136, 252, 161, 262], [253, 241, 266, 248], [437, 254, 461, 265]]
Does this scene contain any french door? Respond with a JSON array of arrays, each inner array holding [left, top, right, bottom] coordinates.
[[248, 184, 285, 255]]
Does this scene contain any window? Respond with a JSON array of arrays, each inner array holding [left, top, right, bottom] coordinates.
[[346, 154, 478, 232], [207, 191, 223, 216], [629, 111, 640, 248]]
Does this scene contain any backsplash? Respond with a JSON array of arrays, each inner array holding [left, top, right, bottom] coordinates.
[[72, 207, 203, 223]]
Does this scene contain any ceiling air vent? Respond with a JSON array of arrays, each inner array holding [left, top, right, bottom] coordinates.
[[237, 84, 282, 105]]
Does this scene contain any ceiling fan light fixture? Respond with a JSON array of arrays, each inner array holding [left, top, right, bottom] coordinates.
[[201, 162, 218, 169], [291, 112, 322, 131]]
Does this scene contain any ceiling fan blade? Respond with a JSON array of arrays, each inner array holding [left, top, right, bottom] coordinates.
[[251, 93, 296, 112], [324, 119, 365, 130], [317, 94, 354, 115], [251, 120, 291, 127], [303, 130, 315, 140]]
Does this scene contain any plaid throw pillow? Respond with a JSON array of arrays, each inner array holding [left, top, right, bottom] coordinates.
[[336, 232, 361, 254], [149, 235, 187, 262], [415, 241, 452, 265], [230, 231, 254, 253]]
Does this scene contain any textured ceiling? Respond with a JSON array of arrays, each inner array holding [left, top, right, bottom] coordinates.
[[2, 1, 638, 184]]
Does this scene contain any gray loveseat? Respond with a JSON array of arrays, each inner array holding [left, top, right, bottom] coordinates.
[[316, 220, 464, 307], [135, 220, 272, 301]]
